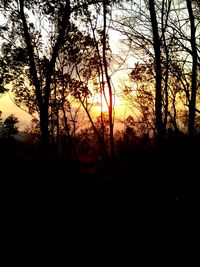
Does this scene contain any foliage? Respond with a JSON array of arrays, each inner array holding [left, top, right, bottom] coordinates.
[[0, 0, 200, 164], [122, 62, 155, 136], [0, 112, 19, 138]]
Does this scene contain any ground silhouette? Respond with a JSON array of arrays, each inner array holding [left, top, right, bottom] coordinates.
[[1, 134, 198, 265]]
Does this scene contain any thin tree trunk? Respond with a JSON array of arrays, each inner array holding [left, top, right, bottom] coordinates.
[[161, 0, 171, 133], [19, 0, 47, 150], [88, 11, 109, 160], [19, 0, 71, 155], [186, 0, 198, 136], [102, 0, 115, 159], [172, 96, 178, 131], [39, 104, 50, 154], [62, 105, 70, 137], [149, 0, 163, 142]]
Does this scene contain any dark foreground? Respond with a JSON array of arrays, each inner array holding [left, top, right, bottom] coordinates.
[[1, 156, 199, 265], [1, 136, 199, 264]]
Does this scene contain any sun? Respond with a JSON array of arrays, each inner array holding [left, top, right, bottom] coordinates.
[[95, 97, 109, 113], [92, 91, 125, 116]]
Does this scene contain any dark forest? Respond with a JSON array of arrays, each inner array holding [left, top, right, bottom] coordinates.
[[0, 0, 199, 264]]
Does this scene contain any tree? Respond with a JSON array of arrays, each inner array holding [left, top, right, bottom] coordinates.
[[186, 0, 198, 136], [3, 114, 19, 137], [148, 0, 163, 141], [102, 0, 115, 158], [83, 0, 117, 159], [122, 62, 156, 136], [0, 65, 8, 94], [112, 0, 165, 140], [0, 113, 19, 138], [113, 0, 200, 137], [0, 0, 71, 156], [166, 0, 200, 135], [0, 0, 119, 161]]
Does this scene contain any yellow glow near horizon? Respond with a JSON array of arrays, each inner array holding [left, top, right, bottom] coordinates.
[[0, 93, 33, 130], [95, 95, 125, 112], [0, 87, 130, 130], [0, 70, 132, 132]]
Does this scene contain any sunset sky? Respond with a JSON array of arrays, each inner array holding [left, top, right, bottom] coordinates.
[[0, 75, 131, 131], [0, 0, 198, 137], [0, 93, 33, 130], [0, 31, 135, 132]]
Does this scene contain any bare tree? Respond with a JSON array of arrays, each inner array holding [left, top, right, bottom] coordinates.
[[148, 0, 164, 141], [0, 0, 72, 157], [186, 0, 198, 136]]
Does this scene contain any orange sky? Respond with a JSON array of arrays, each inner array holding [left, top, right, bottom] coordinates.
[[0, 89, 131, 131], [0, 14, 136, 132], [0, 93, 33, 130], [0, 60, 134, 131]]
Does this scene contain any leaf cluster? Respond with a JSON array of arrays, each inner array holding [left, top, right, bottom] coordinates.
[[0, 112, 19, 138]]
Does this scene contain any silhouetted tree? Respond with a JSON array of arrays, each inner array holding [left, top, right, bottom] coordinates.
[[3, 114, 19, 136], [148, 0, 163, 141], [122, 62, 156, 136], [0, 112, 19, 138], [113, 0, 165, 139], [72, 0, 118, 160], [166, 0, 200, 135], [0, 0, 119, 161], [0, 0, 71, 156], [113, 0, 199, 137], [186, 0, 198, 136]]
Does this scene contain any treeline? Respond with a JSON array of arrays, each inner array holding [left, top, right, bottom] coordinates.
[[0, 0, 199, 162]]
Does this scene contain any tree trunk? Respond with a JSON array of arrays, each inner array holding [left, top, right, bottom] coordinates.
[[161, 0, 171, 134], [40, 105, 50, 155], [19, 0, 71, 155], [186, 0, 198, 136], [102, 0, 115, 159], [149, 0, 163, 142], [19, 0, 49, 152]]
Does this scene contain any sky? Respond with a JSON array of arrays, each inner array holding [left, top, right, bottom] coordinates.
[[0, 93, 33, 130], [0, 4, 136, 132], [0, 82, 133, 132], [0, 85, 131, 132], [0, 30, 133, 132]]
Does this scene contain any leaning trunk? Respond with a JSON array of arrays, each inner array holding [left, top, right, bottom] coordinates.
[[19, 0, 50, 152], [102, 0, 115, 159]]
